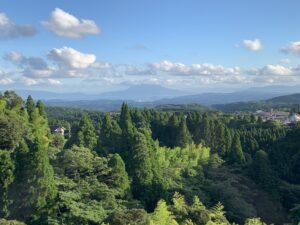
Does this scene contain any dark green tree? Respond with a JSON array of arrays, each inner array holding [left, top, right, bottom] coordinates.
[[0, 115, 24, 150], [228, 133, 245, 164], [252, 150, 277, 190], [3, 91, 23, 110], [25, 95, 35, 120], [99, 113, 121, 154], [9, 110, 57, 223], [0, 150, 14, 218], [36, 100, 47, 118], [175, 118, 193, 148], [107, 154, 131, 198], [74, 114, 97, 150], [119, 103, 135, 157], [119, 103, 134, 135]]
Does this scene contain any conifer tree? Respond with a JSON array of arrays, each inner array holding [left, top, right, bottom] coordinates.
[[228, 133, 245, 164], [130, 131, 153, 199], [175, 118, 193, 148], [10, 109, 57, 222], [223, 127, 232, 156], [201, 115, 211, 145], [36, 100, 47, 118], [150, 200, 178, 225], [100, 113, 121, 154], [25, 95, 35, 120], [0, 150, 14, 218], [252, 150, 276, 189], [166, 114, 180, 147], [74, 114, 97, 150], [119, 103, 135, 160], [119, 103, 134, 135], [108, 153, 130, 198]]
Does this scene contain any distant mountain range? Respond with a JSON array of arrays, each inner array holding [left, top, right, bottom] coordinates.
[[266, 93, 300, 104], [8, 84, 190, 101], [96, 84, 190, 101], [3, 84, 300, 111]]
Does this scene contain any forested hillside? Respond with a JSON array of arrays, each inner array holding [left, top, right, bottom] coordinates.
[[0, 91, 299, 225]]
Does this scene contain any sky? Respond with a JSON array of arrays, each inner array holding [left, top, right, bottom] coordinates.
[[1, 0, 300, 93]]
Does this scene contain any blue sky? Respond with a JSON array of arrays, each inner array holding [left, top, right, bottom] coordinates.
[[1, 0, 300, 93]]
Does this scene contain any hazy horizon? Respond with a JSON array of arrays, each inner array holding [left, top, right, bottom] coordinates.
[[1, 1, 300, 94]]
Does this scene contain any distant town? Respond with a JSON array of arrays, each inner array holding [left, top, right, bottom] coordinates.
[[254, 110, 300, 125]]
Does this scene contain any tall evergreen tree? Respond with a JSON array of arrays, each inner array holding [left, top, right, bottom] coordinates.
[[0, 150, 14, 218], [74, 114, 97, 150], [119, 103, 135, 156], [25, 95, 35, 120], [107, 154, 130, 198], [10, 109, 57, 223], [99, 113, 121, 154], [166, 114, 180, 147], [252, 150, 277, 190], [175, 118, 193, 148], [119, 103, 134, 134], [36, 100, 47, 118], [201, 114, 211, 146], [228, 133, 245, 164], [129, 131, 161, 209], [150, 200, 178, 225]]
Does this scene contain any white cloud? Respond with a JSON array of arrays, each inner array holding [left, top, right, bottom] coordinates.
[[23, 68, 53, 78], [247, 64, 300, 77], [22, 77, 39, 86], [281, 41, 300, 56], [0, 12, 36, 39], [48, 78, 62, 85], [150, 60, 241, 76], [42, 8, 100, 38], [4, 51, 54, 78], [48, 47, 96, 69], [259, 64, 295, 76], [243, 38, 262, 51], [0, 78, 14, 85], [92, 61, 112, 69], [3, 51, 24, 62], [279, 58, 291, 64], [125, 65, 156, 75]]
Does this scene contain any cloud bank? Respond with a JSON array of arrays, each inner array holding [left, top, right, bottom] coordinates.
[[0, 12, 36, 40], [42, 8, 100, 38]]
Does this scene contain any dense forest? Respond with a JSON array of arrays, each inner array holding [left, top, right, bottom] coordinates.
[[0, 91, 299, 225]]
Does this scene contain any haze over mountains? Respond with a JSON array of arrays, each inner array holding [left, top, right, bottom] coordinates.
[[4, 84, 300, 111]]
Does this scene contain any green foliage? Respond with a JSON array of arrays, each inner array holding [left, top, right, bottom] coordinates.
[[228, 133, 245, 164], [0, 114, 24, 150], [107, 154, 130, 198], [50, 133, 65, 149], [251, 150, 277, 190], [0, 219, 26, 225], [244, 218, 266, 225], [69, 114, 98, 150], [7, 102, 56, 223], [105, 209, 149, 225], [52, 146, 121, 224], [3, 91, 23, 110], [0, 93, 299, 225], [175, 118, 193, 148], [150, 200, 178, 225], [36, 100, 47, 118], [289, 204, 300, 224], [26, 95, 35, 120], [0, 150, 14, 217], [99, 113, 121, 154], [130, 131, 156, 208]]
